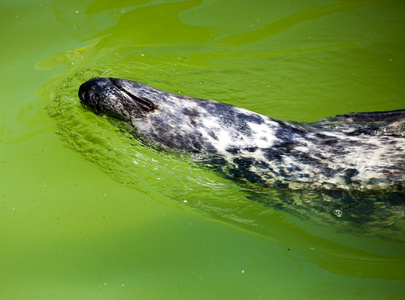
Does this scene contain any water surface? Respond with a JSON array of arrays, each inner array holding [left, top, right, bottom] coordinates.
[[1, 0, 405, 299]]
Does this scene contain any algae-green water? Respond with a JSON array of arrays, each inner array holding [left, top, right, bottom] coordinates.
[[1, 0, 404, 299]]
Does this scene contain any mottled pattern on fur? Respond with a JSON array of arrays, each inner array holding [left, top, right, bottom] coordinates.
[[79, 78, 405, 192]]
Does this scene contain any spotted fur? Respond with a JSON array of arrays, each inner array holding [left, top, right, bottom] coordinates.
[[79, 78, 405, 192]]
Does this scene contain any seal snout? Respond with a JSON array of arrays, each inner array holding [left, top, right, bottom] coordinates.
[[78, 77, 125, 118], [78, 78, 107, 108], [78, 79, 93, 104], [78, 77, 157, 123]]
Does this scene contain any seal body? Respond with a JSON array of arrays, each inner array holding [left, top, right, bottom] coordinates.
[[79, 78, 405, 191]]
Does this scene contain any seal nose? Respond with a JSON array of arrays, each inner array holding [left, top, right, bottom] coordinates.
[[78, 82, 88, 103], [78, 77, 135, 121], [78, 78, 101, 104]]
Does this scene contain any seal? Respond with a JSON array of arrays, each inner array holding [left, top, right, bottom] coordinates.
[[78, 77, 405, 192]]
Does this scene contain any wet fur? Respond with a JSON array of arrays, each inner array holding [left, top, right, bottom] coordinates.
[[79, 78, 405, 192]]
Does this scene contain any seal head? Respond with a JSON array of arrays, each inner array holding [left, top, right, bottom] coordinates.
[[79, 78, 156, 122]]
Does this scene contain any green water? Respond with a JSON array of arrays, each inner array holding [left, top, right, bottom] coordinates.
[[1, 0, 405, 299]]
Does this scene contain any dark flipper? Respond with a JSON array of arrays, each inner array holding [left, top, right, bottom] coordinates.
[[332, 109, 405, 123], [311, 109, 405, 137]]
